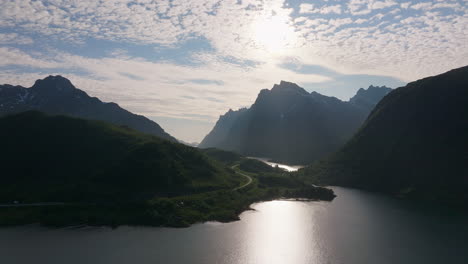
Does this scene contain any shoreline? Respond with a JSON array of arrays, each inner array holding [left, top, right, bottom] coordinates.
[[0, 186, 335, 228]]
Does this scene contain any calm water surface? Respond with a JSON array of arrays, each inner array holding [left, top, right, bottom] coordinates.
[[247, 157, 305, 171], [1, 187, 467, 264]]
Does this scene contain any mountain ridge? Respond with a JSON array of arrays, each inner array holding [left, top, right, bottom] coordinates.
[[0, 75, 176, 142], [200, 81, 391, 164]]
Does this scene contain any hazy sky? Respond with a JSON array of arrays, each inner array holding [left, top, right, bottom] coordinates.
[[1, 0, 467, 142]]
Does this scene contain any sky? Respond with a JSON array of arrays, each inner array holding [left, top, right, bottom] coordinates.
[[0, 0, 467, 142]]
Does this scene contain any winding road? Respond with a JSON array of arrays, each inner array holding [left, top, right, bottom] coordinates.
[[2, 167, 254, 207], [231, 164, 253, 190]]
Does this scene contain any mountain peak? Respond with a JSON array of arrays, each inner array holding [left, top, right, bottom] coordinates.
[[44, 75, 69, 81], [349, 85, 392, 109], [367, 84, 389, 91], [201, 80, 378, 164], [1, 76, 177, 142], [32, 75, 76, 92], [272, 81, 309, 95], [279, 80, 294, 86]]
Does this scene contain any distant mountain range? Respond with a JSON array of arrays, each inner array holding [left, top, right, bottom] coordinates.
[[0, 75, 176, 141], [200, 81, 391, 164], [301, 66, 468, 205]]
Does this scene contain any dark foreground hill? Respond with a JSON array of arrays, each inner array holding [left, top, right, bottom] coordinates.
[[200, 81, 391, 164], [0, 112, 334, 227], [300, 66, 468, 205], [0, 75, 176, 141], [0, 111, 234, 204]]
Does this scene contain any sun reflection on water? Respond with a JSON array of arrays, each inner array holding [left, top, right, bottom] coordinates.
[[241, 200, 327, 264]]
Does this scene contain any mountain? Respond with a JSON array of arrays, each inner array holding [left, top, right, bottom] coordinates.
[[0, 111, 236, 204], [349, 85, 392, 110], [199, 81, 391, 164], [200, 108, 249, 151], [0, 75, 176, 141], [300, 66, 468, 205]]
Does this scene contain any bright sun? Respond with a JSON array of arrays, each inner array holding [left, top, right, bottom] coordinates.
[[251, 15, 297, 54]]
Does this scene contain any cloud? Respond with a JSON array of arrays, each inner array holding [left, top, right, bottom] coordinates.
[[299, 3, 315, 14], [0, 47, 60, 68], [1, 0, 466, 83], [321, 5, 343, 14], [347, 0, 372, 15], [348, 0, 400, 15], [410, 2, 433, 10], [294, 0, 468, 81], [400, 2, 411, 9], [299, 4, 342, 14], [369, 0, 397, 10], [0, 33, 33, 45]]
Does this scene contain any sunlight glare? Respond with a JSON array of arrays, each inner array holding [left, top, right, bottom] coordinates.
[[244, 201, 324, 264], [251, 15, 297, 54]]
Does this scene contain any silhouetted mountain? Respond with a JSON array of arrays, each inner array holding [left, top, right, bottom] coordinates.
[[200, 108, 249, 151], [301, 66, 468, 205], [0, 111, 236, 204], [349, 85, 392, 111], [0, 75, 176, 141], [200, 81, 391, 164]]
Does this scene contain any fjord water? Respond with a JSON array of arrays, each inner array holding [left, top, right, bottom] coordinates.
[[248, 156, 305, 171], [1, 187, 467, 264]]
